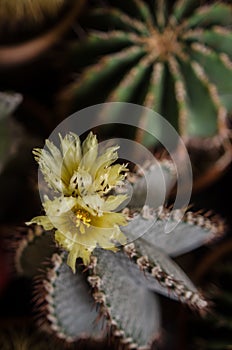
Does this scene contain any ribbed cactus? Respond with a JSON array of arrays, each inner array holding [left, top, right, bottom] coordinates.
[[62, 0, 232, 140], [59, 0, 232, 184], [14, 161, 225, 350]]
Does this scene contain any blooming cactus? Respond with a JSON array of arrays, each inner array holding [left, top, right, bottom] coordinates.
[[14, 132, 225, 349]]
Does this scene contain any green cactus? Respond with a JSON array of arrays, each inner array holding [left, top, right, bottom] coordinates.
[[59, 0, 232, 185], [14, 161, 225, 350]]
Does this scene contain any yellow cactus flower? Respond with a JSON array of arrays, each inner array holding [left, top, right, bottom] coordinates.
[[27, 132, 128, 272]]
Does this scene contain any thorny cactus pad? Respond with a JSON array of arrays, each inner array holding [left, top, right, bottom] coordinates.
[[26, 132, 128, 272], [16, 158, 226, 349]]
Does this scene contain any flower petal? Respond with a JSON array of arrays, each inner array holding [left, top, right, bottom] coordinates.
[[69, 169, 93, 196], [82, 194, 104, 214], [87, 227, 120, 250], [33, 148, 64, 193], [80, 132, 98, 170], [101, 194, 128, 211], [106, 164, 128, 187], [92, 211, 127, 228], [91, 146, 119, 179], [59, 132, 82, 184], [55, 230, 94, 271], [43, 195, 77, 216], [67, 246, 91, 273], [26, 215, 54, 230]]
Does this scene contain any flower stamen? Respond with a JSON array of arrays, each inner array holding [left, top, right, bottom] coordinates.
[[75, 209, 91, 233]]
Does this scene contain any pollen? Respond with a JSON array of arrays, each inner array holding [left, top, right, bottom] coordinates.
[[75, 209, 91, 228]]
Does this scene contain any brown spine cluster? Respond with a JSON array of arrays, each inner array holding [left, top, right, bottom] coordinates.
[[123, 241, 208, 313], [87, 256, 155, 350], [33, 253, 76, 343], [14, 225, 44, 274]]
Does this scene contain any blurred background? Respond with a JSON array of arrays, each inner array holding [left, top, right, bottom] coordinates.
[[0, 1, 232, 349]]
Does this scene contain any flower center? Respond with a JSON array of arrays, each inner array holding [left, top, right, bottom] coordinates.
[[75, 209, 91, 231]]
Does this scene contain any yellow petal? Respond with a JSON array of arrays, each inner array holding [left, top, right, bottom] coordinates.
[[101, 194, 128, 211], [33, 148, 64, 193], [92, 212, 127, 228], [59, 132, 82, 184], [26, 215, 54, 230], [69, 169, 93, 197], [67, 248, 78, 273], [80, 132, 98, 170], [92, 146, 119, 179], [82, 194, 104, 214], [106, 164, 128, 187], [113, 227, 128, 246], [67, 243, 91, 273], [43, 196, 77, 217]]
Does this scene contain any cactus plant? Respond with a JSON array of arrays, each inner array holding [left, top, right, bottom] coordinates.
[[13, 132, 226, 349], [16, 207, 225, 349], [59, 0, 232, 188]]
